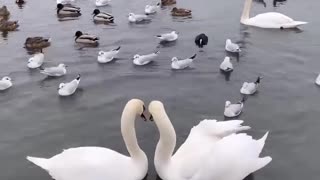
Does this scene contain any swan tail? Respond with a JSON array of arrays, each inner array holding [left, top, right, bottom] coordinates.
[[256, 131, 269, 154], [26, 156, 50, 170], [282, 21, 308, 28]]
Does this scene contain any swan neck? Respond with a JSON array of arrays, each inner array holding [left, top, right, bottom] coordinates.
[[241, 0, 252, 23]]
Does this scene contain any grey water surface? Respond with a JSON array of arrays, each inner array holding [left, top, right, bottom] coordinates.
[[0, 0, 319, 179]]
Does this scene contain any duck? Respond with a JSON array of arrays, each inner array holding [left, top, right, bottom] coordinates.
[[156, 31, 178, 42], [171, 54, 197, 70], [128, 13, 150, 23], [92, 9, 114, 23], [225, 39, 241, 53], [0, 76, 12, 91], [240, 77, 262, 95], [133, 51, 159, 66], [171, 7, 192, 17], [0, 20, 19, 31], [161, 0, 176, 6], [97, 46, 121, 63], [148, 100, 271, 180], [0, 6, 10, 16], [24, 37, 51, 49], [145, 3, 161, 15], [74, 31, 99, 45], [40, 64, 67, 77], [57, 3, 81, 16], [224, 97, 246, 118], [58, 75, 80, 96], [26, 99, 149, 180], [16, 0, 25, 5], [241, 0, 307, 29], [315, 74, 320, 86], [28, 50, 44, 69], [195, 33, 208, 48], [96, 0, 111, 7], [220, 56, 233, 72]]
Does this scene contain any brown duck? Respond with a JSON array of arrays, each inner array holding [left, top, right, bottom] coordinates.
[[0, 6, 10, 16], [0, 20, 19, 31], [25, 37, 51, 49], [171, 7, 192, 17], [161, 0, 176, 6]]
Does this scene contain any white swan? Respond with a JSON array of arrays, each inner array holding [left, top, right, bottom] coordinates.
[[148, 100, 272, 180], [26, 99, 149, 180], [58, 74, 81, 96], [315, 74, 320, 86], [241, 0, 307, 29]]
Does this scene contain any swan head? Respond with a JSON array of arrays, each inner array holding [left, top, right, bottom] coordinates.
[[148, 100, 166, 121], [171, 57, 178, 62], [125, 99, 148, 121], [225, 101, 231, 107]]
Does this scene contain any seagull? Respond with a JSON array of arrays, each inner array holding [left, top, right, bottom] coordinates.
[[0, 76, 12, 91], [225, 39, 241, 53], [95, 0, 111, 7], [58, 74, 80, 96], [145, 3, 161, 15], [171, 54, 197, 70], [27, 50, 44, 69], [224, 97, 246, 118], [128, 13, 150, 23], [195, 33, 208, 48], [133, 51, 159, 66], [220, 56, 233, 72], [97, 46, 121, 63], [315, 74, 320, 86], [156, 31, 178, 42], [240, 77, 262, 95], [40, 64, 67, 77]]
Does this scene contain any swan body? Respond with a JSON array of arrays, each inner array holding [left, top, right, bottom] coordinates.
[[0, 76, 12, 91], [40, 64, 67, 77], [58, 75, 80, 96], [224, 98, 245, 118], [156, 31, 178, 42], [98, 46, 121, 63], [133, 51, 159, 66], [241, 0, 307, 29], [240, 77, 261, 95], [171, 54, 196, 70], [128, 13, 150, 23], [96, 0, 111, 7], [28, 52, 44, 69], [27, 99, 149, 180], [315, 74, 320, 86], [148, 101, 271, 180], [145, 3, 160, 15], [220, 56, 233, 72]]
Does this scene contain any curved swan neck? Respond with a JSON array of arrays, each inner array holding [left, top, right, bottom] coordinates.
[[241, 0, 252, 23]]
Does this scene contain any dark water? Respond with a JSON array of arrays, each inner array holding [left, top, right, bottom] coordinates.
[[0, 0, 320, 179]]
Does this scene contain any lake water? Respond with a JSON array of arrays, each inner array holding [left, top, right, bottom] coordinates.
[[0, 0, 320, 179]]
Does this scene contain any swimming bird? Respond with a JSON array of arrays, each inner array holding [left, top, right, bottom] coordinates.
[[128, 13, 150, 23], [92, 9, 114, 23], [97, 46, 121, 63], [273, 0, 287, 7], [148, 100, 271, 180], [57, 0, 75, 4], [195, 33, 208, 48], [225, 39, 241, 53], [220, 56, 233, 72], [26, 99, 149, 180], [0, 76, 12, 91], [0, 20, 19, 31], [156, 31, 178, 42], [95, 0, 111, 7], [0, 6, 10, 16], [240, 77, 262, 95], [161, 0, 176, 6], [315, 74, 320, 86], [171, 7, 192, 17], [24, 37, 51, 49], [28, 50, 44, 69], [133, 51, 159, 66], [224, 97, 246, 118], [241, 0, 307, 29], [171, 54, 197, 70], [57, 3, 81, 16], [16, 0, 25, 5], [58, 74, 80, 96], [40, 64, 67, 77], [145, 3, 160, 15], [74, 31, 99, 45]]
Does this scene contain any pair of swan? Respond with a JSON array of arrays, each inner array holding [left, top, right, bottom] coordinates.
[[27, 99, 271, 180]]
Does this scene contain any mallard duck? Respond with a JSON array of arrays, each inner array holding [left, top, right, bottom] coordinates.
[[25, 37, 51, 49], [74, 31, 99, 45], [92, 9, 114, 23], [0, 20, 19, 31], [16, 0, 25, 5], [57, 3, 81, 16], [161, 0, 176, 6], [171, 7, 192, 17], [0, 6, 10, 16]]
